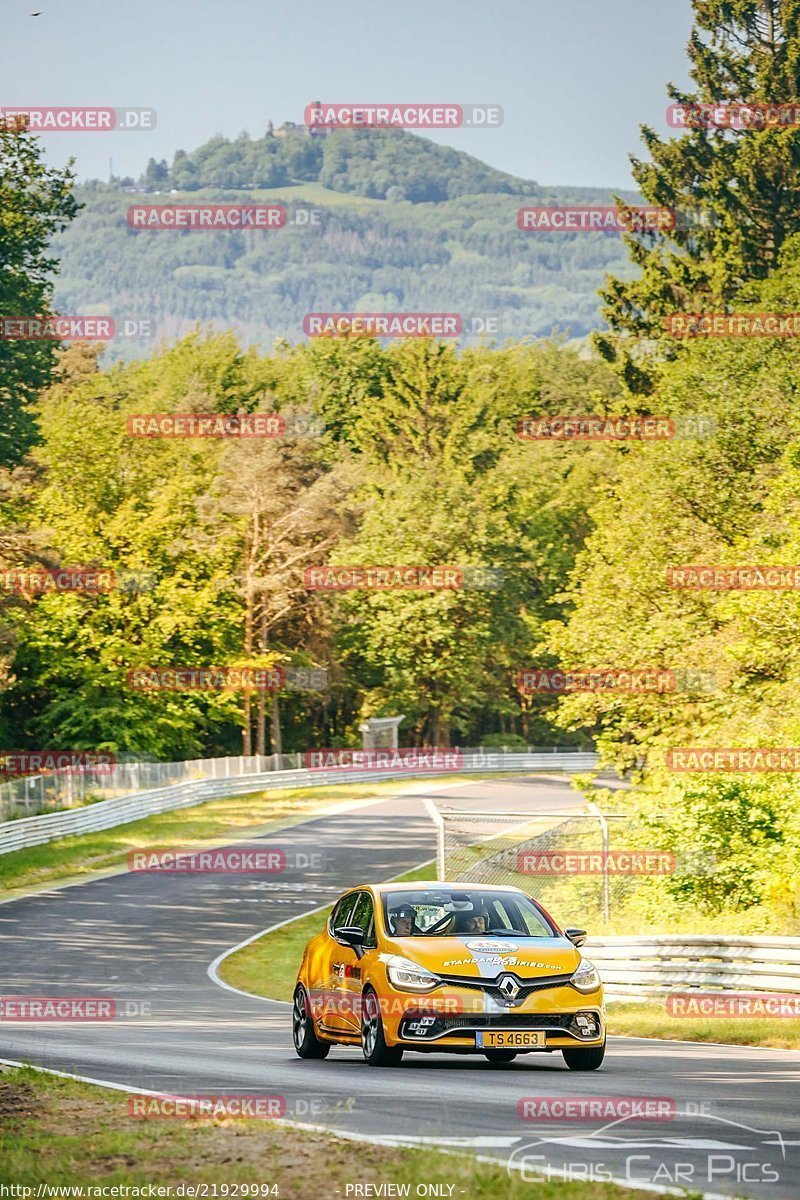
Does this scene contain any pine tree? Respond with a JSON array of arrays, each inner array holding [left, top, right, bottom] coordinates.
[[0, 125, 79, 464], [598, 0, 800, 393]]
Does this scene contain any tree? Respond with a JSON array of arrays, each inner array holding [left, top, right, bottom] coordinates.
[[597, 0, 800, 392], [0, 125, 79, 466], [214, 412, 355, 756], [0, 337, 264, 757], [547, 241, 800, 926], [330, 339, 615, 745], [141, 157, 169, 190]]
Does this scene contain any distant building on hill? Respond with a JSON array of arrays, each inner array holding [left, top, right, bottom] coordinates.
[[271, 103, 329, 139]]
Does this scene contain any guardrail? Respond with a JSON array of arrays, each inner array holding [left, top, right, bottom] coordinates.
[[586, 935, 800, 999], [0, 753, 307, 822], [0, 749, 599, 856]]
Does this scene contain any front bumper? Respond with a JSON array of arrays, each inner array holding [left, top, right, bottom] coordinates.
[[382, 980, 605, 1050]]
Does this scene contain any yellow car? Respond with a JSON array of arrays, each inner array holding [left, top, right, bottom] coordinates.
[[292, 882, 605, 1069]]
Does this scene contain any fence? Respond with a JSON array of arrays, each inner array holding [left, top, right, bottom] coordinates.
[[586, 935, 800, 1000], [0, 748, 599, 856], [0, 753, 304, 822], [0, 746, 596, 823], [425, 802, 665, 925]]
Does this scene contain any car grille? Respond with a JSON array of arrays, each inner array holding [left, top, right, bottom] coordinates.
[[435, 1013, 571, 1032]]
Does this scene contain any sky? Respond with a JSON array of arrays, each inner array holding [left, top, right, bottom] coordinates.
[[3, 0, 695, 188]]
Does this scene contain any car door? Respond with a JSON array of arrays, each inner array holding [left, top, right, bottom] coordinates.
[[309, 892, 357, 1032], [330, 890, 376, 1036]]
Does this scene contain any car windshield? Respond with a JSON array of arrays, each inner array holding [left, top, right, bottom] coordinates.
[[382, 888, 555, 938]]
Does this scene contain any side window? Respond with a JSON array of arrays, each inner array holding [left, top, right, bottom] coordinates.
[[329, 893, 357, 934], [348, 892, 376, 946]]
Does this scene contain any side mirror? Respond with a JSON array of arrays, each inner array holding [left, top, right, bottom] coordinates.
[[334, 925, 365, 948], [565, 927, 587, 948]]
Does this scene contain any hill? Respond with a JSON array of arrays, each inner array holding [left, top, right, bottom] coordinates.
[[51, 126, 639, 357]]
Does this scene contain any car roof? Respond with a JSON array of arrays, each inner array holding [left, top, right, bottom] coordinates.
[[362, 882, 530, 894]]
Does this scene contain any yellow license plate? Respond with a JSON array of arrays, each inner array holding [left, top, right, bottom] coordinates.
[[477, 1030, 545, 1049]]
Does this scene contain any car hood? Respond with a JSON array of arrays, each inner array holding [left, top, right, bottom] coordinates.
[[385, 935, 581, 979]]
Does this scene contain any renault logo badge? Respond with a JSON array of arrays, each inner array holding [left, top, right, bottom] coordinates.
[[496, 973, 520, 1001]]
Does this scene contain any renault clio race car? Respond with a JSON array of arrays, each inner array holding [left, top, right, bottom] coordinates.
[[292, 882, 605, 1068]]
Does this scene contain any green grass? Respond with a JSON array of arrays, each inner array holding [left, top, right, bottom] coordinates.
[[607, 1000, 800, 1051], [0, 1064, 658, 1198], [137, 182, 389, 208]]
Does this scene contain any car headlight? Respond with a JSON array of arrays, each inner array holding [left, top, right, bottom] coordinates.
[[571, 958, 601, 993], [386, 955, 441, 992]]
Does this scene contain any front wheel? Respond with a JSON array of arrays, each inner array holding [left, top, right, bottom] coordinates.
[[292, 986, 330, 1059], [562, 1039, 605, 1071], [361, 989, 403, 1066]]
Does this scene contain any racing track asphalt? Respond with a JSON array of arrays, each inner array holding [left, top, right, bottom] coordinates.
[[1, 773, 799, 1200]]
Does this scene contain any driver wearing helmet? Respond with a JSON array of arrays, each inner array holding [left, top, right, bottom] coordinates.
[[462, 906, 490, 934], [389, 904, 418, 936]]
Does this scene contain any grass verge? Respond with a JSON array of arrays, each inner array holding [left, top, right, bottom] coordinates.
[[606, 1000, 800, 1051], [0, 1064, 656, 1198]]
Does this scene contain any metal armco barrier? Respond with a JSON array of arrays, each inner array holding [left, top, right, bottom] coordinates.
[[586, 935, 800, 999], [0, 749, 599, 856], [0, 752, 306, 822]]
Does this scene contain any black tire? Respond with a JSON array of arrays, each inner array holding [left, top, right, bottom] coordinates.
[[361, 989, 403, 1066], [484, 1050, 517, 1065], [292, 985, 330, 1059], [562, 1039, 605, 1071]]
